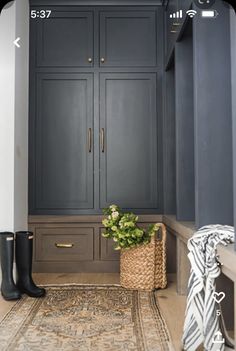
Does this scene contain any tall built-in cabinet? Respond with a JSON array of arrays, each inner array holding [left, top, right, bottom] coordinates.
[[29, 2, 163, 272], [29, 6, 160, 215]]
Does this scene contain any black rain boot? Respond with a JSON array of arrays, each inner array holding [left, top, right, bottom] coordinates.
[[0, 232, 21, 301], [15, 231, 45, 298]]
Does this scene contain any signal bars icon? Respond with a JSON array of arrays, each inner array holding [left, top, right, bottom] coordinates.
[[169, 10, 183, 19]]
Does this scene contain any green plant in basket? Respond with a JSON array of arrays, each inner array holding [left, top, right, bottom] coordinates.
[[102, 204, 161, 250]]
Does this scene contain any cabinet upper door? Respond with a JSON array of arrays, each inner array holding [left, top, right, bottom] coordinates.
[[36, 11, 93, 67], [99, 11, 157, 67], [99, 73, 158, 209], [30, 73, 94, 213]]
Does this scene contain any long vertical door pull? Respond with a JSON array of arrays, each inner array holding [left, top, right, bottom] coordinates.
[[101, 128, 105, 153], [88, 128, 92, 153]]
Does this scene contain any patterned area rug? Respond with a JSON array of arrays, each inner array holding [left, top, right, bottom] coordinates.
[[0, 285, 174, 351]]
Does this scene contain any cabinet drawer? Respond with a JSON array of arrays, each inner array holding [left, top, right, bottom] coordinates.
[[35, 227, 94, 262], [100, 228, 120, 261]]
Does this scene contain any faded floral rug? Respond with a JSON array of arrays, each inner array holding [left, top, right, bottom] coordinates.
[[0, 285, 174, 351]]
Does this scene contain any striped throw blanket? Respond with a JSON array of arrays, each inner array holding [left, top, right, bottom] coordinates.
[[182, 225, 234, 351]]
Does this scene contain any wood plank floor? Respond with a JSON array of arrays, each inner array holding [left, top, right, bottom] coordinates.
[[0, 273, 186, 350]]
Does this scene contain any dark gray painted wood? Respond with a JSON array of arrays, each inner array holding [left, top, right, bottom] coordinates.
[[33, 73, 94, 212], [193, 2, 233, 228], [100, 10, 157, 67], [29, 6, 162, 215], [156, 7, 164, 213], [164, 0, 192, 69], [175, 21, 195, 221], [163, 61, 176, 214], [165, 0, 178, 60], [36, 10, 94, 67], [230, 9, 236, 249], [100, 73, 158, 209]]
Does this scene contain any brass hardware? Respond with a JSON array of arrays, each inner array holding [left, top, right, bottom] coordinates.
[[171, 30, 178, 33], [88, 57, 93, 63], [101, 128, 105, 153], [100, 58, 105, 63], [173, 23, 181, 26], [88, 128, 92, 153], [55, 243, 74, 248]]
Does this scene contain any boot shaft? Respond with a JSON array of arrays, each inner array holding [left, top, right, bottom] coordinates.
[[0, 232, 21, 300], [15, 231, 45, 297], [15, 231, 33, 274], [0, 232, 15, 278]]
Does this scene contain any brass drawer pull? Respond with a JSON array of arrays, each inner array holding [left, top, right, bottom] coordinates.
[[55, 243, 74, 248]]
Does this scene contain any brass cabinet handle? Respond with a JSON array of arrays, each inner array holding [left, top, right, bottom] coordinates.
[[100, 58, 105, 63], [88, 128, 92, 153], [173, 23, 181, 26], [88, 57, 93, 63], [55, 243, 74, 248], [171, 30, 178, 33], [101, 128, 105, 153]]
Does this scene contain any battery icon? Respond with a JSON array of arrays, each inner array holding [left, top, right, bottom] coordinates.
[[201, 10, 219, 18]]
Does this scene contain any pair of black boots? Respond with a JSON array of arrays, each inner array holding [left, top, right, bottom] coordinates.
[[0, 231, 45, 300]]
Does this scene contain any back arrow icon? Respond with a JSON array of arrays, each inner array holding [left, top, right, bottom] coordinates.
[[14, 37, 21, 48]]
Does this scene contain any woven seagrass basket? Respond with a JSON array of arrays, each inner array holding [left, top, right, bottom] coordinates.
[[120, 223, 167, 291]]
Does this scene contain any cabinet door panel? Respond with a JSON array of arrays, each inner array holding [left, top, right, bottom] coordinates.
[[34, 73, 93, 211], [36, 11, 93, 67], [100, 73, 158, 209], [100, 11, 156, 67]]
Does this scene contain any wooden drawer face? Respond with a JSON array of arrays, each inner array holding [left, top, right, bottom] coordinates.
[[100, 228, 120, 261], [35, 227, 94, 262]]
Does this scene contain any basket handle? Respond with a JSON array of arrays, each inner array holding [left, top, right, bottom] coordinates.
[[156, 223, 167, 245]]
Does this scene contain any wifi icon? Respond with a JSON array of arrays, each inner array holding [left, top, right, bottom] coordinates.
[[186, 10, 197, 18]]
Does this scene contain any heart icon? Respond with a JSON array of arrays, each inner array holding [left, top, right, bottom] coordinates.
[[212, 292, 225, 304]]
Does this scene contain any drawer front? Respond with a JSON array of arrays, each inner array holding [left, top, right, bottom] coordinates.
[[100, 228, 120, 261], [35, 227, 94, 262]]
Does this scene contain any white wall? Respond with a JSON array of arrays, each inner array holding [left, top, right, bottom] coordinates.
[[0, 1, 29, 281], [0, 0, 29, 233], [14, 0, 29, 231], [0, 2, 16, 233]]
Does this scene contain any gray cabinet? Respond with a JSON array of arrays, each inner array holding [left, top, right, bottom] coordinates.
[[100, 228, 120, 261], [100, 73, 158, 209], [165, 0, 179, 60], [33, 73, 94, 212], [29, 6, 160, 215], [99, 10, 157, 67], [165, 0, 192, 63], [36, 11, 94, 67]]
